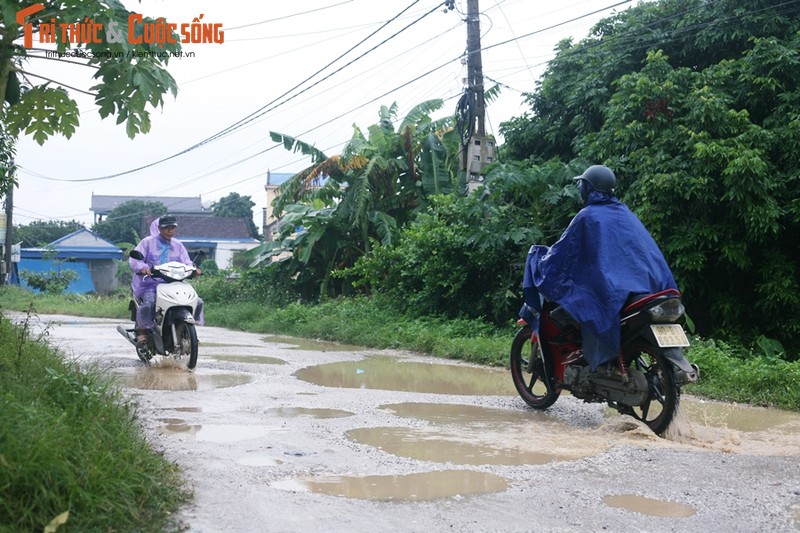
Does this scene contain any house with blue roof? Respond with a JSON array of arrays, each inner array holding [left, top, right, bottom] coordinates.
[[18, 228, 123, 294]]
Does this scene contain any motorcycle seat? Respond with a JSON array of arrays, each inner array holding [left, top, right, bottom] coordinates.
[[550, 305, 579, 328], [622, 288, 682, 314]]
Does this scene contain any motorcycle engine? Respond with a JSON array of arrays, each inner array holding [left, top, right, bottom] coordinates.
[[563, 365, 600, 401], [563, 365, 649, 406]]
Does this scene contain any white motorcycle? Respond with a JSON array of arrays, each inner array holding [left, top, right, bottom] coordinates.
[[117, 250, 200, 369]]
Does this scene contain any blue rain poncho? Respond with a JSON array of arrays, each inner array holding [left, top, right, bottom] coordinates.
[[521, 190, 677, 370]]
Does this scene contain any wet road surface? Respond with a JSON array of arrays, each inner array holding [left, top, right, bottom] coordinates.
[[20, 313, 800, 532]]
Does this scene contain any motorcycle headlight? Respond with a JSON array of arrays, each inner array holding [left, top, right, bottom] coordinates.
[[648, 299, 685, 322]]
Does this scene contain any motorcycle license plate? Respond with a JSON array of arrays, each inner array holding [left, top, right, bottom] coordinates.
[[650, 324, 690, 347]]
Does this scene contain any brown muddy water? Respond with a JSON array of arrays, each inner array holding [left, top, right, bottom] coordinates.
[[294, 356, 800, 455], [294, 355, 517, 395], [113, 361, 253, 391], [602, 494, 697, 517], [271, 470, 510, 501], [132, 353, 800, 503]]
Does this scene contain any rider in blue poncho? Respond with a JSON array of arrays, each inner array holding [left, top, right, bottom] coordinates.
[[520, 165, 678, 371]]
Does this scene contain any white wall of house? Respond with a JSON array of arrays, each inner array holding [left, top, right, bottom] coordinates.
[[214, 241, 260, 269]]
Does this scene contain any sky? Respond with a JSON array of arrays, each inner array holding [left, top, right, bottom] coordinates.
[[12, 0, 638, 231]]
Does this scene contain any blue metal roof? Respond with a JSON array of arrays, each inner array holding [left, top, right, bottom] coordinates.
[[21, 228, 123, 260]]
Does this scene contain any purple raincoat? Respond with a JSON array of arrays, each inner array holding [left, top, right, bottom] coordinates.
[[129, 219, 204, 329], [129, 219, 193, 298]]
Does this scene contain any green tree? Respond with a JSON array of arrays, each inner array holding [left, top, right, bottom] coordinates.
[[211, 192, 259, 239], [258, 100, 462, 299], [14, 219, 84, 247], [344, 159, 582, 324], [19, 246, 78, 294], [499, 0, 800, 162], [0, 0, 180, 190], [92, 200, 166, 245], [581, 48, 800, 351], [498, 0, 800, 355]]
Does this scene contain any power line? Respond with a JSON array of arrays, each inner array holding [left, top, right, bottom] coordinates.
[[33, 0, 440, 184], [224, 0, 356, 31]]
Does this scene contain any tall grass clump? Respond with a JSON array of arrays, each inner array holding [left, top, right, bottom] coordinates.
[[205, 296, 514, 367], [684, 338, 800, 411], [0, 311, 190, 533]]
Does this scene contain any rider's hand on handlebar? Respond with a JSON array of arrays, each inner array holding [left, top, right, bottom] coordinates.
[[139, 266, 152, 276], [195, 267, 202, 276]]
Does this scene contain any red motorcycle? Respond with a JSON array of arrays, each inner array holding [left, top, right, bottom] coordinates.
[[510, 289, 699, 435]]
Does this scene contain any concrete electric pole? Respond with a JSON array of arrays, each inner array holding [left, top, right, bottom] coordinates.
[[466, 0, 485, 137], [462, 0, 495, 191], [2, 161, 12, 286]]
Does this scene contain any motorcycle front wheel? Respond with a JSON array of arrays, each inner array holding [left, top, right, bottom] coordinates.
[[623, 341, 680, 435], [510, 327, 559, 409], [173, 321, 199, 370]]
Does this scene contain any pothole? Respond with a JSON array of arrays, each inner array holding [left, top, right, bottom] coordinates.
[[295, 356, 516, 395], [271, 470, 509, 501]]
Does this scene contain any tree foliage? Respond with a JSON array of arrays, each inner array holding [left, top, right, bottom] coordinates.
[[91, 200, 166, 245], [499, 0, 800, 355], [13, 219, 84, 247], [343, 160, 583, 325], [0, 0, 180, 194], [211, 192, 259, 239], [1, 0, 180, 140], [254, 100, 462, 300], [21, 264, 78, 294]]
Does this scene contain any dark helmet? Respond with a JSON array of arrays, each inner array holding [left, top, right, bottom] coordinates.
[[158, 215, 178, 228], [573, 165, 616, 194]]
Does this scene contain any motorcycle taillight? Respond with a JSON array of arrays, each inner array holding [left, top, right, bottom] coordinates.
[[647, 298, 685, 322]]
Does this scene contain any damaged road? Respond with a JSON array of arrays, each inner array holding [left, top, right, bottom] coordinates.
[[27, 314, 800, 532]]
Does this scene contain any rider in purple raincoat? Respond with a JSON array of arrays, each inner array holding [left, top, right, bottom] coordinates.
[[520, 165, 678, 371], [129, 215, 204, 346]]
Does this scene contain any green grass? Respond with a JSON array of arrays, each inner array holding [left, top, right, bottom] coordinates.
[[681, 337, 800, 410], [0, 310, 190, 533], [0, 286, 129, 319], [205, 298, 513, 366]]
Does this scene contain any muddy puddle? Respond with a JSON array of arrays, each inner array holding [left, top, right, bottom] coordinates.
[[294, 356, 517, 396], [348, 403, 620, 465], [663, 398, 800, 455], [205, 354, 287, 365], [271, 470, 509, 501], [264, 407, 354, 419], [112, 364, 254, 392], [296, 356, 800, 456], [603, 494, 697, 517], [158, 418, 286, 442]]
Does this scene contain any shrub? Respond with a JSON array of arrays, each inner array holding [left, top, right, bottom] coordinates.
[[21, 267, 79, 294]]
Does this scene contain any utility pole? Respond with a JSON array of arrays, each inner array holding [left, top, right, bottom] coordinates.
[[466, 0, 485, 137], [2, 161, 13, 286], [462, 0, 494, 191]]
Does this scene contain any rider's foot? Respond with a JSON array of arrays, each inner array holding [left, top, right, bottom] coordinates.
[[593, 362, 625, 378], [135, 329, 148, 347]]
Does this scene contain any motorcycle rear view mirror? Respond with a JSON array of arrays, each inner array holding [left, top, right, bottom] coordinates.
[[129, 250, 144, 260]]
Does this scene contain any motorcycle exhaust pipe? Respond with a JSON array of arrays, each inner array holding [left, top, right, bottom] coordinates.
[[117, 324, 136, 346], [678, 363, 700, 384]]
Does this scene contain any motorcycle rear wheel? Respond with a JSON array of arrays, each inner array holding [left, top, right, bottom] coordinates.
[[173, 322, 199, 370], [622, 341, 680, 435], [510, 327, 559, 409]]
